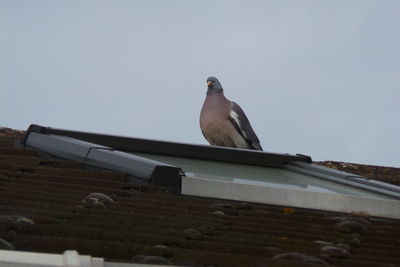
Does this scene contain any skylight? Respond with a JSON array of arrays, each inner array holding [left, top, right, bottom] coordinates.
[[23, 124, 400, 219]]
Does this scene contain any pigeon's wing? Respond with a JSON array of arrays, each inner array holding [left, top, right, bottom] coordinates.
[[229, 101, 263, 151]]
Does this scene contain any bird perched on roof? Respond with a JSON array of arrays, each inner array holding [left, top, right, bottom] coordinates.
[[200, 76, 263, 151]]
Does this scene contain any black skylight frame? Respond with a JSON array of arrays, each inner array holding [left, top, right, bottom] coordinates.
[[23, 124, 312, 168]]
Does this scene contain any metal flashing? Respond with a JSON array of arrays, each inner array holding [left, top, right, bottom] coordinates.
[[23, 131, 182, 192], [182, 175, 400, 219]]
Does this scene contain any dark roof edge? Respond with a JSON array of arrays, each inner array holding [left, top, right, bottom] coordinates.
[[23, 124, 312, 168]]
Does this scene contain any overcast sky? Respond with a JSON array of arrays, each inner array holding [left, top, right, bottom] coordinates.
[[1, 1, 399, 167]]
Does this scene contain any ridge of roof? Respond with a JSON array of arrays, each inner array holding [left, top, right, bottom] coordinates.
[[0, 127, 25, 138]]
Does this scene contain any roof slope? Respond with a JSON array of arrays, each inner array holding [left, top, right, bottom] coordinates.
[[0, 129, 400, 266], [318, 161, 400, 186]]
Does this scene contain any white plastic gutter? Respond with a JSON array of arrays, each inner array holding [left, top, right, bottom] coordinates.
[[0, 250, 179, 267], [0, 250, 103, 267]]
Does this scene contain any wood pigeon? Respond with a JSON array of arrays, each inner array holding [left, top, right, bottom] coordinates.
[[200, 76, 263, 151]]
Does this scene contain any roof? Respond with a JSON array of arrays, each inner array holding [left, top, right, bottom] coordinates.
[[317, 161, 400, 186], [1, 127, 400, 266]]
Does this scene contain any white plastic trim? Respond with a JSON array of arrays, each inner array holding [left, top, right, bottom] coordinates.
[[0, 250, 103, 267]]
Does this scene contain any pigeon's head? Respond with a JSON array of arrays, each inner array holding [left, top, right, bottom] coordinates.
[[206, 76, 223, 94]]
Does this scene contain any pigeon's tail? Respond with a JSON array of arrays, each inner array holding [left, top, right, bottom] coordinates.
[[250, 142, 263, 151]]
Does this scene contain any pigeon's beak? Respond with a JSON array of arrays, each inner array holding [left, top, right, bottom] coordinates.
[[207, 81, 214, 87]]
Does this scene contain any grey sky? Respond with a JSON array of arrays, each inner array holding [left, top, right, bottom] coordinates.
[[1, 0, 399, 167]]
